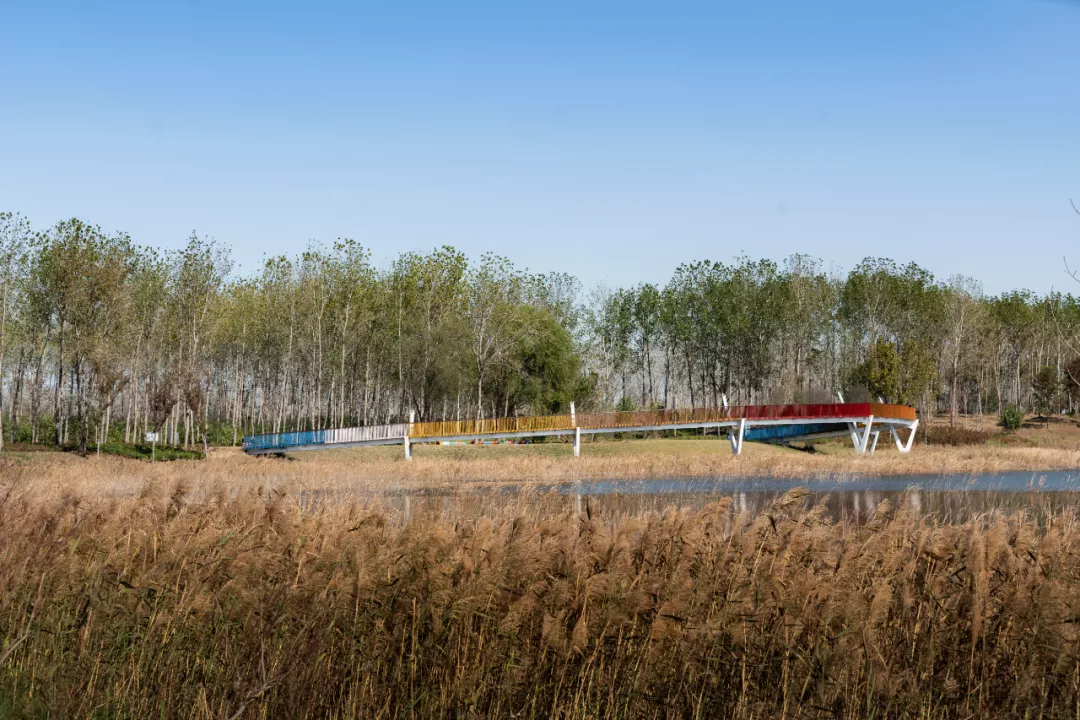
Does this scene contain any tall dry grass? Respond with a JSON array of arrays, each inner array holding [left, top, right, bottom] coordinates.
[[2, 480, 1080, 718]]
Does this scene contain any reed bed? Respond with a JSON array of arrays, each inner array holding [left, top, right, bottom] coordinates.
[[3, 478, 1080, 718]]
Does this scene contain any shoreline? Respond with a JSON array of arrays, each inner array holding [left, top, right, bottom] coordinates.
[[6, 436, 1080, 500]]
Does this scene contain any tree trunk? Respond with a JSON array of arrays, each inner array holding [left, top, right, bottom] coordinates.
[[949, 355, 960, 427], [8, 347, 26, 447], [54, 318, 65, 446], [477, 372, 484, 421], [75, 361, 87, 455]]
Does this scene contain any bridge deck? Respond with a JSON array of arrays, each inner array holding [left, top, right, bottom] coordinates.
[[242, 402, 918, 457]]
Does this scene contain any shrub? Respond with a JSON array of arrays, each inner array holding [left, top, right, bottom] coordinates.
[[1000, 405, 1024, 431], [96, 443, 203, 461]]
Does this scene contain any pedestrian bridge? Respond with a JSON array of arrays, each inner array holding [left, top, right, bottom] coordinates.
[[242, 402, 918, 459]]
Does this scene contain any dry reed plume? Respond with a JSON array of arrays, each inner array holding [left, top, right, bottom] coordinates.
[[3, 479, 1080, 718]]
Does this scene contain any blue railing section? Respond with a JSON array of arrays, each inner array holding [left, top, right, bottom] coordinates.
[[243, 423, 409, 452], [243, 429, 328, 452]]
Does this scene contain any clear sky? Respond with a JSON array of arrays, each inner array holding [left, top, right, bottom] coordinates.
[[2, 0, 1078, 294]]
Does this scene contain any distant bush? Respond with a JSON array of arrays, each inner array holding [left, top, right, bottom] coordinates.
[[922, 426, 992, 446], [1000, 405, 1024, 431], [97, 443, 203, 461]]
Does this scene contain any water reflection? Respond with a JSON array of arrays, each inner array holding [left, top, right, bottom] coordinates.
[[567, 488, 1080, 524], [297, 471, 1080, 525], [374, 471, 1080, 525]]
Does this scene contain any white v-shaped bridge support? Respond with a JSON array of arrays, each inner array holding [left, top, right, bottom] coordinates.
[[728, 417, 746, 455], [848, 415, 875, 454], [889, 419, 919, 454]]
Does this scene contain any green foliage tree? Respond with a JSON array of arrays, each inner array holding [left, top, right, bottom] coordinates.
[[852, 340, 901, 402], [596, 287, 635, 405], [632, 283, 661, 407], [992, 291, 1035, 409], [898, 339, 938, 409], [503, 307, 584, 414], [1032, 366, 1060, 428], [1000, 405, 1024, 431], [466, 253, 533, 419], [0, 212, 30, 449], [29, 220, 136, 452], [4, 207, 1080, 449], [1065, 356, 1080, 409]]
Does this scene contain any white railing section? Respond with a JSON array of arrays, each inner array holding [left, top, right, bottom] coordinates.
[[324, 424, 407, 444]]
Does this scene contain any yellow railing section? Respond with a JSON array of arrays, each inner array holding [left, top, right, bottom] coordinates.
[[410, 414, 573, 438]]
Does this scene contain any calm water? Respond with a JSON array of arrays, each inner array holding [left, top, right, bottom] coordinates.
[[365, 470, 1080, 524]]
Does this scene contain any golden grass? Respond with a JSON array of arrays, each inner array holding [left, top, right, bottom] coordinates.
[[2, 483, 1080, 718]]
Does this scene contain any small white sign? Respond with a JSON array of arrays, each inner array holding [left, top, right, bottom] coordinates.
[[145, 432, 160, 443]]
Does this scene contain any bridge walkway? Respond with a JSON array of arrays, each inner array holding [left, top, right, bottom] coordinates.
[[243, 402, 918, 458]]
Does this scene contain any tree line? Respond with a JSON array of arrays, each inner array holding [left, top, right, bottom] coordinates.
[[0, 211, 1076, 452]]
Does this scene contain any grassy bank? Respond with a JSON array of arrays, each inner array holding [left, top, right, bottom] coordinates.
[[3, 415, 1080, 504], [1, 485, 1078, 717], [7, 438, 1080, 503]]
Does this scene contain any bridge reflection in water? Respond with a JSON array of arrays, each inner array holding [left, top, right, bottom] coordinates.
[[329, 471, 1080, 527]]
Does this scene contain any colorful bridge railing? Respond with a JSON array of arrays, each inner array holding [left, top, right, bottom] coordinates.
[[243, 402, 917, 456]]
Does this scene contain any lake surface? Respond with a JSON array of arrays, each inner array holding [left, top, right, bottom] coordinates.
[[368, 470, 1080, 524]]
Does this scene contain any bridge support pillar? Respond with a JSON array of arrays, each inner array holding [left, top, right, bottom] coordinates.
[[849, 415, 875, 454], [573, 426, 581, 457], [889, 419, 919, 454], [729, 418, 745, 455]]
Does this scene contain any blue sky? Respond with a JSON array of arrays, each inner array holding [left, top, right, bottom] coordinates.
[[2, 0, 1078, 294]]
